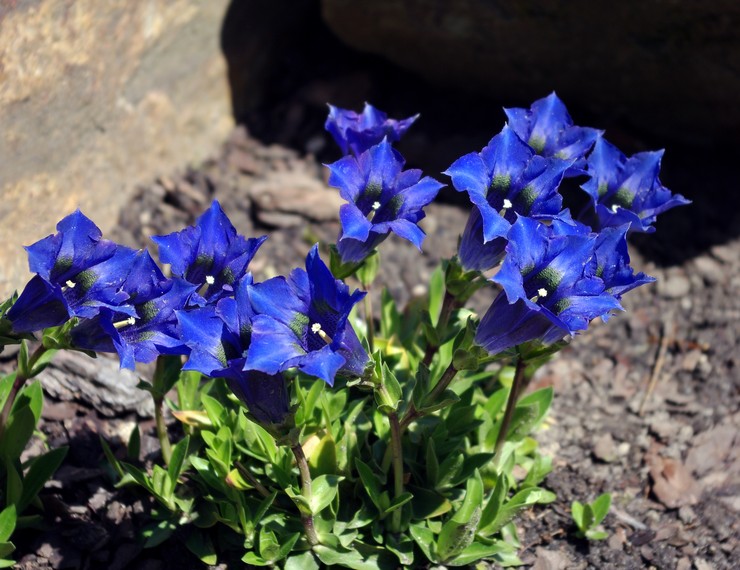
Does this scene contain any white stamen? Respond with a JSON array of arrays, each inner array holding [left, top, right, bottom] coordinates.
[[66, 280, 76, 289], [372, 201, 381, 211], [538, 288, 548, 298], [611, 204, 620, 213], [311, 322, 332, 345], [205, 275, 215, 285], [113, 316, 137, 329], [502, 199, 513, 209]]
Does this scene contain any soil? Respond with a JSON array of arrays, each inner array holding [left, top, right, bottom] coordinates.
[[6, 41, 739, 569]]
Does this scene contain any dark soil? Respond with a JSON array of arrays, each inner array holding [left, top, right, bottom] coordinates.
[[8, 47, 739, 569]]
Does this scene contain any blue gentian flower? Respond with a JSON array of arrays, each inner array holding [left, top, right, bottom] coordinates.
[[593, 225, 655, 301], [71, 251, 197, 369], [325, 102, 418, 156], [7, 211, 137, 332], [445, 125, 572, 271], [245, 245, 369, 386], [327, 140, 443, 263], [152, 201, 266, 303], [504, 92, 602, 173], [475, 217, 621, 355], [580, 138, 690, 233], [177, 276, 290, 426]]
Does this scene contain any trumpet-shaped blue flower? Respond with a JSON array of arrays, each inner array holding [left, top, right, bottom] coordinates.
[[475, 217, 621, 355], [71, 251, 197, 369], [504, 92, 602, 173], [7, 211, 137, 332], [580, 138, 690, 233], [245, 245, 369, 386], [325, 102, 418, 156], [177, 276, 290, 426], [327, 140, 443, 263], [446, 125, 571, 271], [152, 201, 266, 303]]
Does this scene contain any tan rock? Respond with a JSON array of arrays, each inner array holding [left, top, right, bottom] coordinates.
[[0, 0, 233, 297]]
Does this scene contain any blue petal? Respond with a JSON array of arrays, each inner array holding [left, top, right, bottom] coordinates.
[[178, 307, 230, 377], [326, 155, 365, 202], [479, 125, 533, 182], [340, 203, 373, 242], [245, 315, 306, 375], [7, 276, 70, 333], [444, 152, 489, 199], [388, 219, 426, 250], [288, 345, 346, 386]]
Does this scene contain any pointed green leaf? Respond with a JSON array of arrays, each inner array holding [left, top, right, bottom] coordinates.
[[591, 493, 612, 525], [0, 506, 16, 543], [18, 447, 67, 511]]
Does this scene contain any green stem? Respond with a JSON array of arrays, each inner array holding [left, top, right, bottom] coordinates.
[[234, 461, 271, 498], [399, 361, 458, 431], [291, 443, 319, 546], [0, 344, 48, 440], [388, 411, 405, 532], [364, 287, 375, 353], [422, 291, 460, 368], [493, 356, 527, 467], [153, 395, 172, 465]]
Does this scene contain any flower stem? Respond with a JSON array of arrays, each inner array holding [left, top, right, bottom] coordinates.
[[364, 289, 375, 353], [400, 361, 458, 431], [422, 291, 460, 368], [0, 343, 48, 440], [153, 395, 172, 465], [291, 443, 319, 546], [493, 356, 527, 467], [388, 411, 405, 533], [234, 460, 271, 498]]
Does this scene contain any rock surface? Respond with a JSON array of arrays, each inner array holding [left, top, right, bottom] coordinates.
[[0, 0, 234, 297], [321, 0, 740, 143]]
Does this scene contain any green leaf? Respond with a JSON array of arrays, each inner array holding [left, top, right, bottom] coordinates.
[[127, 425, 140, 461], [152, 355, 182, 397], [479, 473, 508, 532], [141, 518, 177, 548], [591, 493, 612, 525], [0, 541, 15, 561], [480, 486, 556, 536], [29, 349, 57, 378], [355, 250, 380, 287], [355, 459, 386, 512], [184, 528, 217, 565], [383, 491, 413, 515], [521, 454, 552, 488], [436, 471, 483, 561], [380, 288, 401, 340], [310, 474, 342, 515], [386, 532, 414, 566], [571, 500, 585, 530], [409, 485, 452, 519], [18, 447, 67, 512], [19, 381, 43, 424], [425, 438, 439, 487], [409, 522, 437, 563], [201, 394, 226, 427], [585, 529, 609, 540], [428, 265, 445, 326], [4, 461, 22, 508], [0, 405, 35, 461], [167, 435, 190, 485], [99, 436, 124, 479], [447, 540, 514, 566], [17, 340, 30, 380], [0, 506, 16, 543], [308, 433, 337, 477], [285, 550, 320, 570], [435, 452, 464, 490]]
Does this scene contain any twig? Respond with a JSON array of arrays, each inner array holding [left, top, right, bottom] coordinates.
[[638, 319, 673, 416]]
